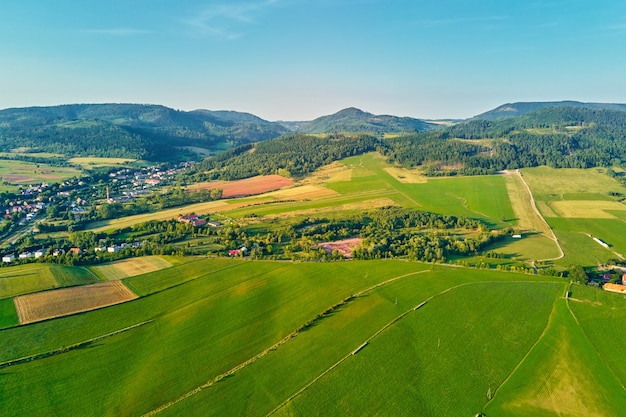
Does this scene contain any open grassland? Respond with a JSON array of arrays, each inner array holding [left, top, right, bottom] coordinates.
[[269, 281, 562, 417], [484, 293, 626, 417], [521, 167, 624, 201], [0, 258, 572, 416], [383, 166, 427, 183], [0, 264, 58, 298], [0, 264, 98, 298], [0, 297, 18, 328], [300, 161, 353, 184], [568, 284, 626, 387], [0, 158, 81, 185], [484, 233, 562, 262], [14, 281, 137, 324], [92, 256, 172, 281], [520, 167, 626, 266], [69, 157, 136, 168], [504, 172, 552, 235], [547, 200, 626, 218]]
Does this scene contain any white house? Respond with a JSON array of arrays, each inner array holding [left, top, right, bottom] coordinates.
[[2, 254, 15, 263]]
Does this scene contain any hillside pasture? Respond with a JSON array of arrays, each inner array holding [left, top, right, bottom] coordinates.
[[68, 157, 136, 168], [187, 175, 294, 198], [305, 161, 353, 183], [521, 167, 624, 201], [503, 172, 552, 235], [0, 158, 81, 185], [271, 281, 563, 417], [484, 296, 626, 417], [383, 166, 427, 183], [13, 281, 136, 324], [547, 200, 626, 218], [6, 259, 621, 417]]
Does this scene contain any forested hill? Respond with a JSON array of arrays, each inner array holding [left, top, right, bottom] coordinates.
[[0, 104, 289, 161], [473, 101, 626, 120], [192, 106, 626, 181], [384, 106, 626, 175], [298, 107, 436, 134], [191, 133, 383, 181]]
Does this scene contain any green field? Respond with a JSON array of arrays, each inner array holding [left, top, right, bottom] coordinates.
[[0, 258, 599, 416], [484, 289, 626, 416], [0, 264, 99, 299], [0, 158, 81, 186], [520, 167, 626, 266]]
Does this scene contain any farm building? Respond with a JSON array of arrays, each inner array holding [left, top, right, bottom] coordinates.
[[512, 234, 522, 239], [108, 246, 121, 253], [178, 214, 206, 227], [19, 252, 33, 260], [34, 250, 45, 258], [603, 283, 626, 294], [228, 247, 247, 257], [2, 254, 15, 263], [69, 248, 81, 255]]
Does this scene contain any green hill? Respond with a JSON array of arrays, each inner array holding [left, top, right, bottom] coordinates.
[[298, 107, 436, 134]]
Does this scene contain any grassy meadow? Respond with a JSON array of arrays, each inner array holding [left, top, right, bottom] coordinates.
[[0, 158, 81, 187], [521, 167, 626, 265], [3, 257, 624, 416]]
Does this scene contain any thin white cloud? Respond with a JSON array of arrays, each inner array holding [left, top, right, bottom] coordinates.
[[82, 28, 152, 36], [185, 0, 284, 39]]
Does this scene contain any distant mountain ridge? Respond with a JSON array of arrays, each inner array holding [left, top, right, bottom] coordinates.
[[298, 107, 436, 134], [0, 104, 289, 160], [474, 101, 626, 120]]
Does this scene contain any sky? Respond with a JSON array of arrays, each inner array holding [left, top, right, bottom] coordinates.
[[1, 0, 626, 121]]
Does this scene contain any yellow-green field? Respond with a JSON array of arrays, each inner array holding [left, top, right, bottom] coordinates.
[[0, 159, 81, 185], [547, 200, 626, 218], [92, 256, 173, 280], [521, 167, 626, 265], [69, 157, 136, 168]]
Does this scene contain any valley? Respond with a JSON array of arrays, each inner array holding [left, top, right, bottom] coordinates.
[[0, 101, 625, 416]]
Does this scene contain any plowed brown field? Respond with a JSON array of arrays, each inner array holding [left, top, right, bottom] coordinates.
[[188, 175, 294, 198]]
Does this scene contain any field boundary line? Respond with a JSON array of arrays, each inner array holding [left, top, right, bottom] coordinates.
[[565, 283, 626, 391], [483, 283, 566, 409], [141, 269, 431, 417], [515, 170, 564, 261], [268, 279, 560, 416], [0, 320, 153, 369]]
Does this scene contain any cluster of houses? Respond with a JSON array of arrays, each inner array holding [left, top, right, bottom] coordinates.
[[2, 242, 144, 264], [178, 214, 207, 227]]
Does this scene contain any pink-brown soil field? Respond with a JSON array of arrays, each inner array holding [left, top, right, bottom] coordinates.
[[316, 237, 362, 258], [188, 175, 294, 198], [13, 281, 137, 324]]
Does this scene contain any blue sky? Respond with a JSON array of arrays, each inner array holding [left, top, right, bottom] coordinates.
[[1, 0, 625, 120]]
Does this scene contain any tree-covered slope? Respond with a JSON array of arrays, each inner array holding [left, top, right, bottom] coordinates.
[[473, 101, 626, 121], [384, 106, 626, 175], [192, 133, 383, 180], [0, 104, 289, 160], [299, 107, 436, 134]]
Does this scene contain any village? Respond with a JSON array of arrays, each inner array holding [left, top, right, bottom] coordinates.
[[0, 161, 195, 266]]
